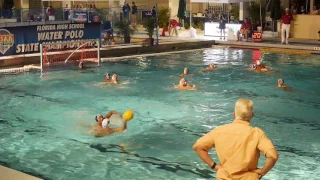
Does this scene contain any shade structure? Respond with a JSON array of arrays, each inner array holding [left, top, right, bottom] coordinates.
[[178, 0, 187, 19], [269, 0, 281, 33], [270, 0, 281, 20]]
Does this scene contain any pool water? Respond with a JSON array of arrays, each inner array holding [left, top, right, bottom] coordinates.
[[0, 48, 319, 180]]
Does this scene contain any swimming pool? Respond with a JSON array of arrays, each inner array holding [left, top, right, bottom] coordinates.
[[0, 48, 319, 180]]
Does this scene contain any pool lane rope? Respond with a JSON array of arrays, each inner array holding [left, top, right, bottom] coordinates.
[[0, 65, 41, 75], [260, 48, 311, 55]]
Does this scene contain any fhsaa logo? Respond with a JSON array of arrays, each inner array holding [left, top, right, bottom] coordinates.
[[0, 29, 14, 55]]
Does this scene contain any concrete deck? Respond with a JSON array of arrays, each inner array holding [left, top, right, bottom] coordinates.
[[125, 30, 320, 54], [0, 165, 42, 180], [1, 29, 319, 69]]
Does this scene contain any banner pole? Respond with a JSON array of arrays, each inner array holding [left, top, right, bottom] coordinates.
[[40, 43, 43, 77], [156, 3, 159, 45]]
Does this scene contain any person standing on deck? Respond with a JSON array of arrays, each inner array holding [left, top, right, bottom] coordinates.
[[193, 99, 278, 180], [131, 2, 138, 26], [281, 8, 294, 45], [218, 11, 226, 39], [122, 2, 131, 20]]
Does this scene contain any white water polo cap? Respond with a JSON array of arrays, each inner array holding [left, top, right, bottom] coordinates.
[[101, 118, 110, 128]]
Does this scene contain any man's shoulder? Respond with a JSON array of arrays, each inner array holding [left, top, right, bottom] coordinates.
[[252, 126, 267, 136], [214, 122, 237, 131]]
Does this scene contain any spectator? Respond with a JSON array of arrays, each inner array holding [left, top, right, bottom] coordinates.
[[92, 5, 97, 13], [103, 29, 114, 45], [193, 99, 278, 180], [88, 4, 93, 22], [168, 18, 179, 36], [299, 5, 306, 14], [122, 2, 131, 19], [151, 6, 156, 17], [36, 13, 42, 21], [290, 5, 297, 14], [131, 2, 137, 26], [281, 8, 294, 45], [64, 4, 70, 20], [310, 6, 319, 15], [236, 18, 251, 41], [47, 6, 55, 21]]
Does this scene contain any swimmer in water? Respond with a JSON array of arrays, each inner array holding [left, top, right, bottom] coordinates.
[[79, 62, 84, 69], [206, 64, 215, 71], [104, 73, 111, 82], [277, 79, 292, 91], [93, 110, 128, 137], [111, 74, 118, 84], [180, 67, 190, 76], [174, 78, 196, 90], [256, 60, 271, 72], [103, 73, 118, 84], [250, 61, 269, 72]]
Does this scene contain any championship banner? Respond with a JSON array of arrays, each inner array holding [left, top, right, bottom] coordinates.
[[0, 23, 101, 56]]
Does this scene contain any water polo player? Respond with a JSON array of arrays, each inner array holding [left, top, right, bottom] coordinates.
[[174, 78, 196, 90], [78, 62, 84, 69], [103, 73, 118, 84], [277, 79, 291, 91], [104, 73, 111, 82], [111, 74, 118, 84], [180, 68, 190, 77], [206, 64, 215, 71], [93, 110, 134, 137]]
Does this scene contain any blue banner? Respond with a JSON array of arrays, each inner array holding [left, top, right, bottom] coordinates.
[[0, 23, 101, 56], [141, 10, 152, 18], [73, 11, 88, 23]]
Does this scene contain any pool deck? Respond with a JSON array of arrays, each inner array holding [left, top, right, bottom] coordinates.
[[125, 30, 320, 54], [0, 165, 42, 180], [0, 30, 319, 69]]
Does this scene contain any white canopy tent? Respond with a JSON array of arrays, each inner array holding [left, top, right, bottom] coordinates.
[[189, 0, 262, 29]]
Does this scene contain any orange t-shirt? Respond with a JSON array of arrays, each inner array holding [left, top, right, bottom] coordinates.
[[194, 120, 275, 180]]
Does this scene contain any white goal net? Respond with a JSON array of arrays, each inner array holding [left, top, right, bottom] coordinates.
[[40, 39, 100, 75]]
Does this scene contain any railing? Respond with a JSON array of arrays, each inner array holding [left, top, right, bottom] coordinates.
[[0, 5, 155, 28]]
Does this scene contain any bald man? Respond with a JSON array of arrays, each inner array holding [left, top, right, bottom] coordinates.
[[193, 99, 278, 180]]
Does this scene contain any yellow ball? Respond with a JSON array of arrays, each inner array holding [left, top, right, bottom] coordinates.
[[123, 109, 134, 121]]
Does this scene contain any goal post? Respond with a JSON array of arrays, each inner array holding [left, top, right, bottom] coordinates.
[[40, 39, 100, 75]]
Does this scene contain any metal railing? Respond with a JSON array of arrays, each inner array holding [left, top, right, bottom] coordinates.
[[0, 5, 155, 28]]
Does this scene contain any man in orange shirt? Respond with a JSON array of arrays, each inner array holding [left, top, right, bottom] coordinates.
[[193, 99, 278, 180]]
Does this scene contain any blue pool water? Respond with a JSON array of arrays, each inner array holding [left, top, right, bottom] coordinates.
[[0, 48, 320, 180]]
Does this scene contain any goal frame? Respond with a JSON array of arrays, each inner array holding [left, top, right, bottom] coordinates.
[[40, 39, 101, 75]]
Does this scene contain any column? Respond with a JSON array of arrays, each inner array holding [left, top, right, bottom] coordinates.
[[239, 2, 248, 21], [110, 0, 124, 15], [21, 0, 29, 8], [281, 0, 289, 9], [62, 1, 72, 8], [169, 0, 179, 18], [310, 0, 314, 12]]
